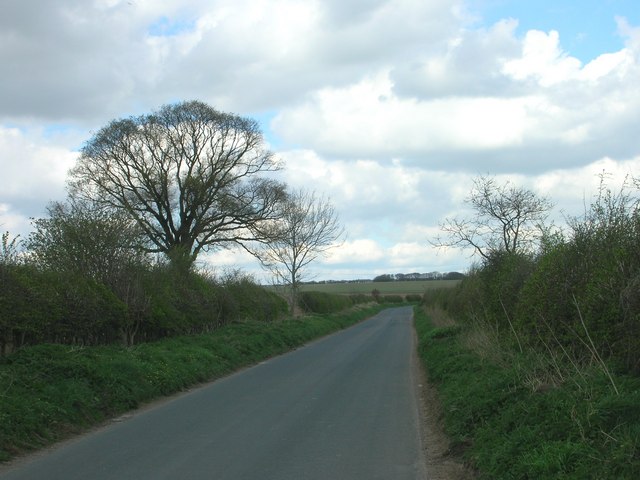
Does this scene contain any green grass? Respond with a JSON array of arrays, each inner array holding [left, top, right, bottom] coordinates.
[[296, 279, 460, 295], [414, 306, 640, 479], [0, 305, 386, 463]]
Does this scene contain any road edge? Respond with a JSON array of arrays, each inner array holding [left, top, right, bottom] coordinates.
[[411, 313, 475, 480]]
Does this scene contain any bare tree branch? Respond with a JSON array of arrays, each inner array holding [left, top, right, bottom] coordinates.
[[431, 175, 553, 259]]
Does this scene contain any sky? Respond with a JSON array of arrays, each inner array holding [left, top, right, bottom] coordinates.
[[1, 0, 639, 281]]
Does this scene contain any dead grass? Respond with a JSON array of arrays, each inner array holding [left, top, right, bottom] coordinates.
[[424, 306, 458, 328]]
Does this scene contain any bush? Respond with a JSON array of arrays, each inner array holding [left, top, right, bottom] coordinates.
[[405, 294, 423, 303], [1, 265, 127, 350], [298, 291, 353, 314], [1, 260, 288, 351], [381, 294, 404, 304], [220, 273, 288, 323], [348, 293, 375, 305], [512, 179, 640, 373]]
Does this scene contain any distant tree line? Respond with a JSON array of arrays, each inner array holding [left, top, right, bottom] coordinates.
[[372, 272, 465, 282]]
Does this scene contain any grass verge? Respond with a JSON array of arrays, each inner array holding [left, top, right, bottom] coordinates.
[[0, 304, 386, 463], [414, 306, 640, 479]]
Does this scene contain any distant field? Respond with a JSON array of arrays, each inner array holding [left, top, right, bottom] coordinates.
[[297, 279, 461, 295]]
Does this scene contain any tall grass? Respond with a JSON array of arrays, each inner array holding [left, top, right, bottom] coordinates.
[[415, 306, 640, 478]]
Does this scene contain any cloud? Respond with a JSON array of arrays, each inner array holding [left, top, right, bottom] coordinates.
[[324, 239, 385, 265], [272, 17, 640, 173], [2, 1, 640, 281], [502, 29, 583, 86], [391, 18, 523, 99], [277, 149, 434, 230], [272, 73, 531, 162], [0, 0, 465, 124], [0, 127, 77, 234], [0, 203, 29, 234]]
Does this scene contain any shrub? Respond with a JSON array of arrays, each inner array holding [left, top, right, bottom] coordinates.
[[381, 294, 404, 303], [512, 178, 640, 373], [1, 260, 287, 352], [348, 293, 375, 305], [221, 273, 288, 323], [298, 291, 353, 314], [415, 305, 640, 479], [405, 294, 423, 303], [1, 266, 127, 350]]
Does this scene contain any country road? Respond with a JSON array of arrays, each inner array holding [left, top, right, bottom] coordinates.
[[0, 306, 426, 480]]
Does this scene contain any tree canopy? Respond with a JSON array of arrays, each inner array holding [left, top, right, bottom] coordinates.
[[70, 100, 286, 270]]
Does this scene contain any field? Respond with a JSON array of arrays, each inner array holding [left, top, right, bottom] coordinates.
[[297, 279, 460, 295]]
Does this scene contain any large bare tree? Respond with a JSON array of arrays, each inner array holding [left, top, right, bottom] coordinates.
[[69, 101, 286, 271], [432, 175, 553, 260], [256, 189, 344, 313]]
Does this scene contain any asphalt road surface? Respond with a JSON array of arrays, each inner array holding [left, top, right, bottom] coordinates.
[[1, 306, 426, 480]]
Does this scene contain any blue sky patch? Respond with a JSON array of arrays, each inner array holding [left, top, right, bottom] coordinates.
[[470, 0, 640, 62], [148, 16, 196, 37]]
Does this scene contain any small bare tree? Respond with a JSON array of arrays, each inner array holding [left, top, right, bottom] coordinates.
[[432, 175, 553, 259], [256, 189, 344, 314]]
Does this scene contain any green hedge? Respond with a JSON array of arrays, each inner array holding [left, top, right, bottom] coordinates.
[[381, 294, 404, 303], [405, 294, 423, 303], [0, 264, 288, 351], [298, 291, 354, 314], [425, 181, 640, 374], [415, 306, 640, 479]]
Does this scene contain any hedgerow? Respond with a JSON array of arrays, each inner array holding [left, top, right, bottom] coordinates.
[[421, 177, 640, 477]]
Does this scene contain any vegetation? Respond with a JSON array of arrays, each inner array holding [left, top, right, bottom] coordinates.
[[372, 272, 465, 282], [0, 102, 344, 352], [432, 175, 640, 374], [416, 306, 640, 479], [298, 291, 359, 314], [0, 304, 387, 462], [297, 279, 461, 295], [0, 257, 288, 352], [422, 175, 640, 477]]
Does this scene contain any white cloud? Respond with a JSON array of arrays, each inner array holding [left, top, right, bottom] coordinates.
[[325, 239, 385, 265], [272, 17, 640, 172], [502, 30, 582, 86], [391, 18, 522, 99], [1, 1, 640, 280], [0, 127, 77, 235], [273, 72, 532, 159], [0, 0, 465, 123], [0, 128, 74, 195], [0, 203, 29, 234]]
